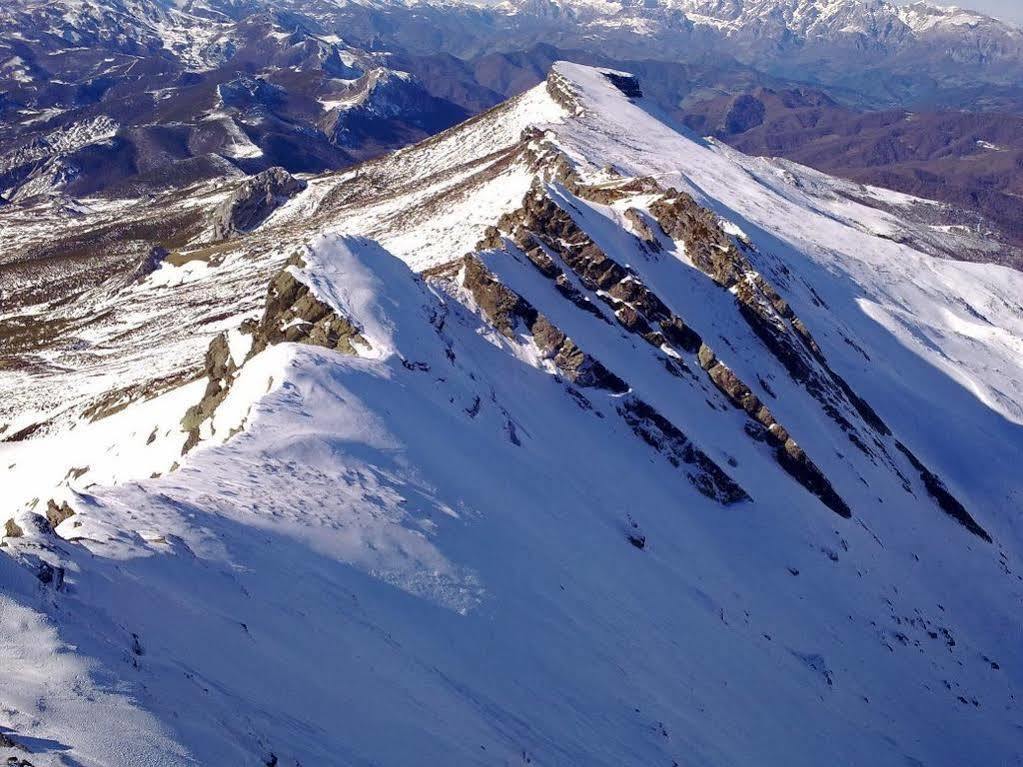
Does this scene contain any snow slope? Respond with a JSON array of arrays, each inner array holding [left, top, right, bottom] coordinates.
[[1, 63, 1022, 766]]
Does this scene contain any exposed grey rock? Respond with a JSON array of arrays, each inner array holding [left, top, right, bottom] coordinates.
[[36, 559, 65, 589], [619, 397, 750, 505], [181, 255, 368, 454], [496, 185, 700, 354], [461, 254, 536, 340], [545, 71, 580, 113], [647, 187, 993, 533], [461, 255, 627, 393], [651, 191, 750, 288], [181, 332, 236, 454], [602, 72, 643, 99], [651, 188, 888, 440], [698, 342, 850, 518], [482, 181, 856, 512], [131, 246, 169, 282], [460, 251, 746, 504], [3, 513, 52, 545], [247, 258, 369, 358], [624, 208, 663, 252], [211, 167, 307, 241], [894, 441, 991, 542]]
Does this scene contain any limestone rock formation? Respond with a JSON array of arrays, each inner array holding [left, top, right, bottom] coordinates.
[[211, 167, 307, 241]]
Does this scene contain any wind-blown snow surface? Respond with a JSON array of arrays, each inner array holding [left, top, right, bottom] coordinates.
[[2, 63, 1023, 766]]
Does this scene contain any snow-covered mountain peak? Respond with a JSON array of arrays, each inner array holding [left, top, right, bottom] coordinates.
[[2, 61, 1022, 767], [897, 1, 1006, 31]]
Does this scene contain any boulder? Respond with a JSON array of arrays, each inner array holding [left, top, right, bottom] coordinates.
[[211, 167, 306, 241]]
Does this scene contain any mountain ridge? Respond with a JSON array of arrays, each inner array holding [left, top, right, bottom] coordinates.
[[5, 0, 1023, 248], [1, 62, 1021, 766]]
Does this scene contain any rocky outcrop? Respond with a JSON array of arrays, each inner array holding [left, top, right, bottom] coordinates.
[[650, 187, 988, 537], [246, 259, 368, 358], [650, 191, 752, 289], [619, 397, 749, 505], [894, 441, 991, 542], [131, 246, 169, 282], [181, 254, 368, 454], [651, 189, 889, 450], [460, 255, 747, 505], [545, 168, 979, 532], [211, 167, 306, 241], [545, 71, 581, 114], [461, 253, 536, 338], [480, 182, 857, 516], [602, 72, 643, 99], [461, 255, 627, 392], [181, 332, 237, 454], [83, 370, 199, 423], [496, 185, 701, 355], [698, 344, 851, 517], [624, 208, 663, 252], [4, 518, 23, 538], [45, 499, 75, 530], [3, 513, 51, 540]]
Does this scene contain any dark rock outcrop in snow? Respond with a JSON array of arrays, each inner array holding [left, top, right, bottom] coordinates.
[[181, 254, 369, 453], [130, 246, 169, 282], [651, 188, 887, 443], [246, 258, 368, 358], [460, 253, 749, 504], [619, 397, 750, 505], [602, 72, 643, 99], [461, 254, 627, 393], [485, 178, 847, 515], [45, 499, 75, 530], [459, 253, 748, 503], [211, 167, 307, 241], [698, 344, 851, 518], [649, 187, 988, 538], [894, 441, 991, 542], [181, 332, 238, 454], [497, 184, 702, 354]]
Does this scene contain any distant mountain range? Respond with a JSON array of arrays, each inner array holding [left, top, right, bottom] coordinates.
[[681, 85, 1023, 257], [234, 0, 1023, 108], [5, 0, 1021, 261]]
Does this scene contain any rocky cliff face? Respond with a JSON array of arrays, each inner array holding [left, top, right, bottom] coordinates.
[[462, 138, 991, 535]]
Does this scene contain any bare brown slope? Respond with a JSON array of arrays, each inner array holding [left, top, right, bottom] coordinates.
[[683, 89, 1023, 253]]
